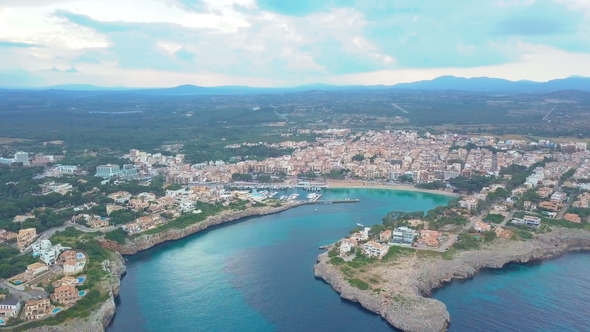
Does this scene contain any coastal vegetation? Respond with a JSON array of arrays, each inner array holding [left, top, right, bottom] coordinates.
[[0, 245, 37, 279], [104, 229, 128, 244], [5, 227, 121, 331], [140, 200, 250, 235], [484, 213, 504, 224]]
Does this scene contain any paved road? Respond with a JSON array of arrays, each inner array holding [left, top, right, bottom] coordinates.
[[464, 211, 486, 231], [20, 223, 118, 254], [0, 280, 45, 301], [437, 234, 457, 252], [40, 222, 117, 239], [500, 210, 516, 226]]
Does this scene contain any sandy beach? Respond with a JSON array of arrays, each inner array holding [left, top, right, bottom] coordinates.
[[326, 180, 460, 197]]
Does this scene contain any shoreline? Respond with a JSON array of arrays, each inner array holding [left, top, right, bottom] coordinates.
[[313, 228, 590, 332], [326, 180, 460, 197], [101, 201, 304, 255], [106, 184, 457, 256]]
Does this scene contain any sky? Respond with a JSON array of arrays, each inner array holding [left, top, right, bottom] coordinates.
[[1, 0, 590, 87]]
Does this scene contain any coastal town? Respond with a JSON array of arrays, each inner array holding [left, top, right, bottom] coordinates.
[[0, 129, 589, 329]]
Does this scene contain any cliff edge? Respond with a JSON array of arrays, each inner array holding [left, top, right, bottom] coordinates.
[[314, 228, 590, 332], [102, 203, 301, 255]]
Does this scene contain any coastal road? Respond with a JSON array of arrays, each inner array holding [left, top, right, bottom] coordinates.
[[40, 222, 118, 238], [19, 223, 118, 255]]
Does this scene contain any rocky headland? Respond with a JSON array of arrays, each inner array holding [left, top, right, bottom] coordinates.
[[101, 202, 301, 255], [20, 202, 301, 332], [26, 251, 126, 332], [314, 228, 590, 332]]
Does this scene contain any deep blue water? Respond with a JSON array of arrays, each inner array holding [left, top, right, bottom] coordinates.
[[107, 189, 590, 332], [434, 253, 590, 332]]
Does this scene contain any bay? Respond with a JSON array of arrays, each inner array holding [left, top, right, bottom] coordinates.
[[107, 188, 590, 332], [107, 188, 449, 332]]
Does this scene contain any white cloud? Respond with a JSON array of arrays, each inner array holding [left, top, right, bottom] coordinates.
[[0, 0, 588, 87]]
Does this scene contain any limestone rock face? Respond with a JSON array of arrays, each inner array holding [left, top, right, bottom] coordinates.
[[314, 228, 590, 332], [102, 203, 301, 255], [28, 252, 126, 332]]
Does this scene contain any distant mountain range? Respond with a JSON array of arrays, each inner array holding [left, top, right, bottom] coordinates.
[[391, 75, 590, 93], [5, 75, 590, 94]]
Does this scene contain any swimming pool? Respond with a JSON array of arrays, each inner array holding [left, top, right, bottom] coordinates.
[[0, 318, 4, 324], [52, 308, 62, 314], [77, 276, 86, 284], [79, 290, 86, 297], [11, 280, 22, 285], [76, 253, 85, 259]]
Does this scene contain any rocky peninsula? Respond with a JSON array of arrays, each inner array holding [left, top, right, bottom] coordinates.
[[101, 202, 302, 255], [314, 228, 590, 332], [25, 252, 126, 332], [15, 202, 302, 332]]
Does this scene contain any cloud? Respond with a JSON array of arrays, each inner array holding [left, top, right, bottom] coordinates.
[[163, 0, 207, 12], [45, 66, 80, 73], [0, 0, 589, 87], [0, 40, 40, 48], [54, 10, 130, 33]]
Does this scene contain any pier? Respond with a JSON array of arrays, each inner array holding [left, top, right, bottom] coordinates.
[[302, 199, 360, 205]]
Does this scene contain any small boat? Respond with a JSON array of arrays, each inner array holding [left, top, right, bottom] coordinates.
[[356, 223, 364, 227]]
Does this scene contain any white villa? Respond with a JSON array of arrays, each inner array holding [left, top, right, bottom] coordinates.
[[362, 240, 389, 259]]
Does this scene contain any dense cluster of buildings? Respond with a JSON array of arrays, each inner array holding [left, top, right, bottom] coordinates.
[[116, 132, 589, 191], [338, 226, 447, 260]]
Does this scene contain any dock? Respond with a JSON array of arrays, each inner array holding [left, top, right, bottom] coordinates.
[[302, 199, 360, 205]]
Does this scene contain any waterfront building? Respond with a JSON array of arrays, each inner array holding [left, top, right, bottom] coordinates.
[[339, 239, 355, 256], [379, 230, 392, 243], [350, 227, 370, 242], [418, 230, 443, 247], [60, 250, 87, 276], [51, 285, 80, 306], [392, 227, 416, 244], [0, 299, 22, 318], [362, 240, 389, 259], [23, 298, 52, 321], [512, 216, 541, 229]]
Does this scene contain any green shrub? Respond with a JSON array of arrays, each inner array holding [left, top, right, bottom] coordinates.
[[348, 278, 370, 290]]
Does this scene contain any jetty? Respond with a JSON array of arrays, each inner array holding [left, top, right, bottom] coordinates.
[[302, 199, 360, 205]]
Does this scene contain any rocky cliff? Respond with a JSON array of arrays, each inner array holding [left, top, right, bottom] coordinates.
[[26, 251, 126, 332], [314, 228, 590, 332], [102, 203, 301, 255]]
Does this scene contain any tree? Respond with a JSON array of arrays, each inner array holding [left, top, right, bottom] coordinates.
[[104, 229, 127, 244], [352, 154, 365, 162], [398, 175, 413, 183]]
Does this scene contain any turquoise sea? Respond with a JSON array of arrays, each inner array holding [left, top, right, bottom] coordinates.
[[107, 189, 590, 332]]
